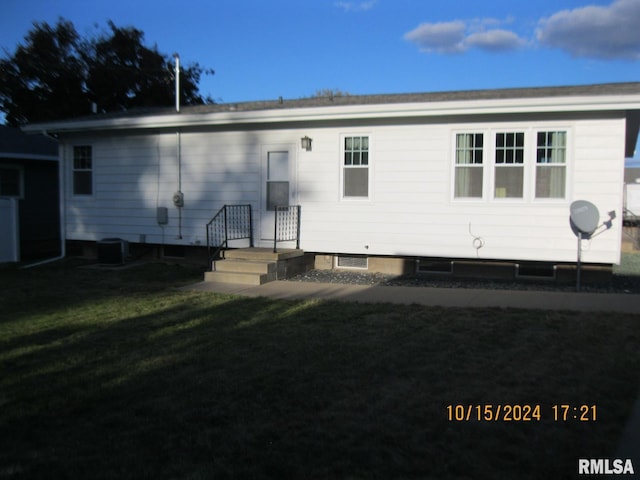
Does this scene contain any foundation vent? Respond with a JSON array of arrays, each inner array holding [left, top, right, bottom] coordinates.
[[336, 256, 368, 269]]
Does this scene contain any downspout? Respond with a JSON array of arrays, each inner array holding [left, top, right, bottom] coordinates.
[[21, 131, 66, 268], [176, 130, 183, 239], [174, 53, 183, 239]]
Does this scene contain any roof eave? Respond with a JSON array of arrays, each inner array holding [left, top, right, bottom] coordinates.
[[22, 93, 640, 135]]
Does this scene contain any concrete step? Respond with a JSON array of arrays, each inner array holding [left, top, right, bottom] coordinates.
[[204, 248, 307, 285], [204, 270, 271, 285], [224, 247, 304, 262], [214, 259, 276, 275]]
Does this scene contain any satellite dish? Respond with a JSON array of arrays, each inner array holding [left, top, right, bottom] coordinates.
[[570, 200, 600, 238]]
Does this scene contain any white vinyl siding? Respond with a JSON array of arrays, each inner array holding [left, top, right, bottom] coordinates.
[[61, 114, 625, 265]]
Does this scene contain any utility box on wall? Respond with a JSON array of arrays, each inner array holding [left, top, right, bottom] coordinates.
[[157, 207, 169, 225]]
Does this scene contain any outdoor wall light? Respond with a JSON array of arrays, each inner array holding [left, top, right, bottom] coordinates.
[[301, 136, 312, 151]]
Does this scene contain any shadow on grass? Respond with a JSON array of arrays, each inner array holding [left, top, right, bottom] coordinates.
[[1, 263, 640, 479]]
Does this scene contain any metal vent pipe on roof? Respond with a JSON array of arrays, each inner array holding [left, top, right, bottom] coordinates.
[[174, 53, 180, 113]]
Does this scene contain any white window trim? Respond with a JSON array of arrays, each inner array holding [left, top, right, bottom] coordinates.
[[532, 128, 571, 202], [71, 144, 94, 197], [451, 127, 571, 203], [451, 130, 488, 202], [340, 133, 373, 202], [491, 129, 528, 202]]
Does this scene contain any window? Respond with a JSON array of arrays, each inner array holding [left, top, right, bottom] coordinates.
[[536, 131, 566, 198], [266, 151, 289, 210], [452, 128, 569, 202], [343, 136, 369, 197], [455, 133, 484, 198], [73, 145, 92, 195], [494, 132, 524, 198], [0, 167, 21, 197]]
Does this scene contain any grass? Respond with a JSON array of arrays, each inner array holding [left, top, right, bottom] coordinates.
[[616, 251, 640, 276], [1, 260, 639, 479]]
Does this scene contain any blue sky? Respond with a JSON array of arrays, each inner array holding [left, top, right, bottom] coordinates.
[[1, 0, 639, 160]]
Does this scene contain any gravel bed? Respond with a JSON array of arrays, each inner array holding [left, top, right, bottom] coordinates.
[[287, 269, 640, 294]]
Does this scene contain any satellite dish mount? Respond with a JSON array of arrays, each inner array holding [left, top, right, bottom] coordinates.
[[569, 200, 616, 292]]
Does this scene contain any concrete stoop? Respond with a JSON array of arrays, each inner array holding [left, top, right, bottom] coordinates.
[[204, 248, 307, 285]]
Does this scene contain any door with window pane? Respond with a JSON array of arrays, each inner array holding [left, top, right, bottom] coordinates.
[[261, 147, 294, 241]]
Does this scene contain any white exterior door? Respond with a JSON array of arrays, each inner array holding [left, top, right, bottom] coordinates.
[[260, 146, 295, 242]]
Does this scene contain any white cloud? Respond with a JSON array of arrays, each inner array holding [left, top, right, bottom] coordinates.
[[335, 1, 377, 13], [404, 19, 525, 54], [403, 21, 466, 54], [466, 29, 527, 52], [536, 0, 640, 60]]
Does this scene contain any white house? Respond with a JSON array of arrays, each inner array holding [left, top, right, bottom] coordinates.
[[24, 82, 640, 280]]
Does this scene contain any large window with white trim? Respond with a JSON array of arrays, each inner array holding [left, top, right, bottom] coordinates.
[[454, 133, 484, 198], [535, 131, 566, 198], [343, 136, 369, 198], [452, 128, 568, 202]]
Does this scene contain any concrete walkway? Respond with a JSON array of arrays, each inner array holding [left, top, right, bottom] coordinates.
[[185, 279, 640, 313]]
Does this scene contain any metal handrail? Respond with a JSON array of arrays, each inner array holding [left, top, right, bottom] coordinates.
[[273, 205, 301, 253], [206, 204, 253, 270]]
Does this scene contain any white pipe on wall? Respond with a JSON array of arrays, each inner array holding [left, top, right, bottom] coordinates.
[[174, 53, 180, 113]]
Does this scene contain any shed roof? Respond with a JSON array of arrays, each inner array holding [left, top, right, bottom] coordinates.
[[0, 126, 58, 161]]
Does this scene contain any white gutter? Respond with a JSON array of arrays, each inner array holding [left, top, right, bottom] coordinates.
[[0, 152, 58, 161]]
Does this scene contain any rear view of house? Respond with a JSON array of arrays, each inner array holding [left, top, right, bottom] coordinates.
[[24, 82, 640, 281]]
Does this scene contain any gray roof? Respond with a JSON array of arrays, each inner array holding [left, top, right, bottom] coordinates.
[[0, 126, 57, 159], [43, 81, 640, 123]]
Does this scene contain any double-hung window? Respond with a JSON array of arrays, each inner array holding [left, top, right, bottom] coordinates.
[[454, 133, 484, 198], [343, 136, 369, 198], [73, 145, 93, 195], [536, 131, 566, 198], [494, 132, 524, 198]]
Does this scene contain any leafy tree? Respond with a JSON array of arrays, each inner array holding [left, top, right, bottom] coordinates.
[[0, 18, 214, 126], [0, 20, 87, 126]]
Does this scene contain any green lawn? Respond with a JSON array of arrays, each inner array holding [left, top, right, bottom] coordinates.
[[1, 261, 639, 479]]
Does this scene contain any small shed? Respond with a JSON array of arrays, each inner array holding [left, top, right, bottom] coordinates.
[[0, 126, 60, 262]]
